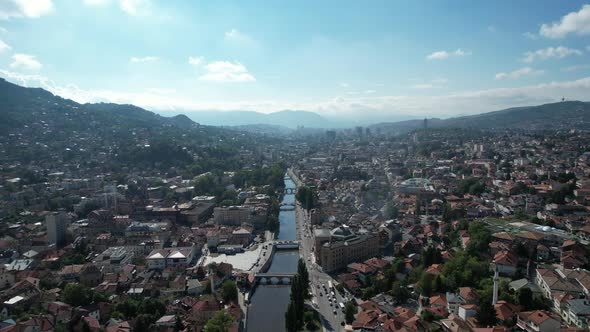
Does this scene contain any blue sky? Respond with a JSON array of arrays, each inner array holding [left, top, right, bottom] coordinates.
[[1, 0, 590, 121]]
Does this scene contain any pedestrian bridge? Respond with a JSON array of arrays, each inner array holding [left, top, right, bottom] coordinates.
[[280, 203, 296, 211], [271, 240, 299, 250], [254, 273, 295, 285]]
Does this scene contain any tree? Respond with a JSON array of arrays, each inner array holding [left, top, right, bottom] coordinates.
[[384, 202, 399, 219], [137, 298, 166, 318], [421, 246, 442, 268], [134, 314, 154, 332], [285, 302, 298, 332], [417, 272, 433, 297], [433, 275, 444, 293], [204, 310, 234, 332], [220, 280, 238, 303], [203, 280, 212, 294], [517, 288, 533, 310], [466, 221, 492, 256], [114, 299, 139, 318], [296, 186, 317, 211], [62, 283, 92, 307], [297, 258, 310, 299], [415, 195, 422, 216], [303, 311, 316, 328], [391, 281, 409, 303], [476, 299, 498, 327], [345, 301, 357, 324], [174, 315, 183, 332], [442, 203, 452, 222], [421, 310, 435, 322], [290, 275, 305, 330]]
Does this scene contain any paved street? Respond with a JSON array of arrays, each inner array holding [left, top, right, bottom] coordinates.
[[296, 203, 347, 332]]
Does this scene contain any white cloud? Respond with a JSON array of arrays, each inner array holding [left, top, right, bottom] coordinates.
[[83, 0, 111, 5], [0, 39, 10, 53], [523, 46, 582, 63], [338, 82, 349, 88], [522, 32, 539, 40], [224, 28, 240, 39], [224, 28, 253, 43], [10, 54, 42, 71], [561, 64, 590, 72], [426, 48, 471, 60], [188, 56, 203, 67], [540, 4, 590, 38], [120, 0, 150, 16], [130, 56, 158, 63], [346, 90, 378, 95], [198, 61, 255, 82], [3, 69, 590, 119], [412, 84, 435, 89], [495, 67, 543, 80], [431, 78, 448, 84], [426, 51, 450, 60], [0, 0, 53, 19], [411, 78, 448, 89], [84, 0, 154, 16]]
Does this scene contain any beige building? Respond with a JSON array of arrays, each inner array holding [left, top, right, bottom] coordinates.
[[213, 206, 253, 226], [317, 225, 380, 273]]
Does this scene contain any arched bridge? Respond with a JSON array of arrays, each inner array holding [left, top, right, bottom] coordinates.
[[280, 203, 296, 210], [254, 273, 296, 285], [271, 240, 299, 250]]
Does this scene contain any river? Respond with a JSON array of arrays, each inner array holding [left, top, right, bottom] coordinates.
[[246, 176, 298, 332]]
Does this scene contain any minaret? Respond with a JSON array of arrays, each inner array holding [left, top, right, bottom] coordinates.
[[210, 274, 215, 294], [492, 263, 499, 305], [208, 264, 215, 293]]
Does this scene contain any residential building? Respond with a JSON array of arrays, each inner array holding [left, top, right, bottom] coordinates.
[[517, 310, 560, 332], [46, 211, 68, 248]]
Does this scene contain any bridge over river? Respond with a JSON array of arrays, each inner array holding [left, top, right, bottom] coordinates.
[[254, 273, 295, 285]]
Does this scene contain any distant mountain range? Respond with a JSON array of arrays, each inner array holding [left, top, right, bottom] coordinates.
[[370, 101, 590, 133], [158, 110, 334, 129], [1, 77, 589, 134]]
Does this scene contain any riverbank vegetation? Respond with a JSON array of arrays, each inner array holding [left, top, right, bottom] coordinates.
[[285, 258, 322, 332], [296, 186, 318, 211]]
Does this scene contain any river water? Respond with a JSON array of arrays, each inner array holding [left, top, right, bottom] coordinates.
[[246, 176, 298, 332]]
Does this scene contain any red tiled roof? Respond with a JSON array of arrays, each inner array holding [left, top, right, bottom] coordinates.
[[494, 300, 521, 321], [493, 251, 517, 267], [518, 310, 558, 325]]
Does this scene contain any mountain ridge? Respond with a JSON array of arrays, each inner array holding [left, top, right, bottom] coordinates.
[[2, 77, 589, 132], [370, 100, 590, 133], [157, 109, 334, 129], [0, 78, 197, 131]]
